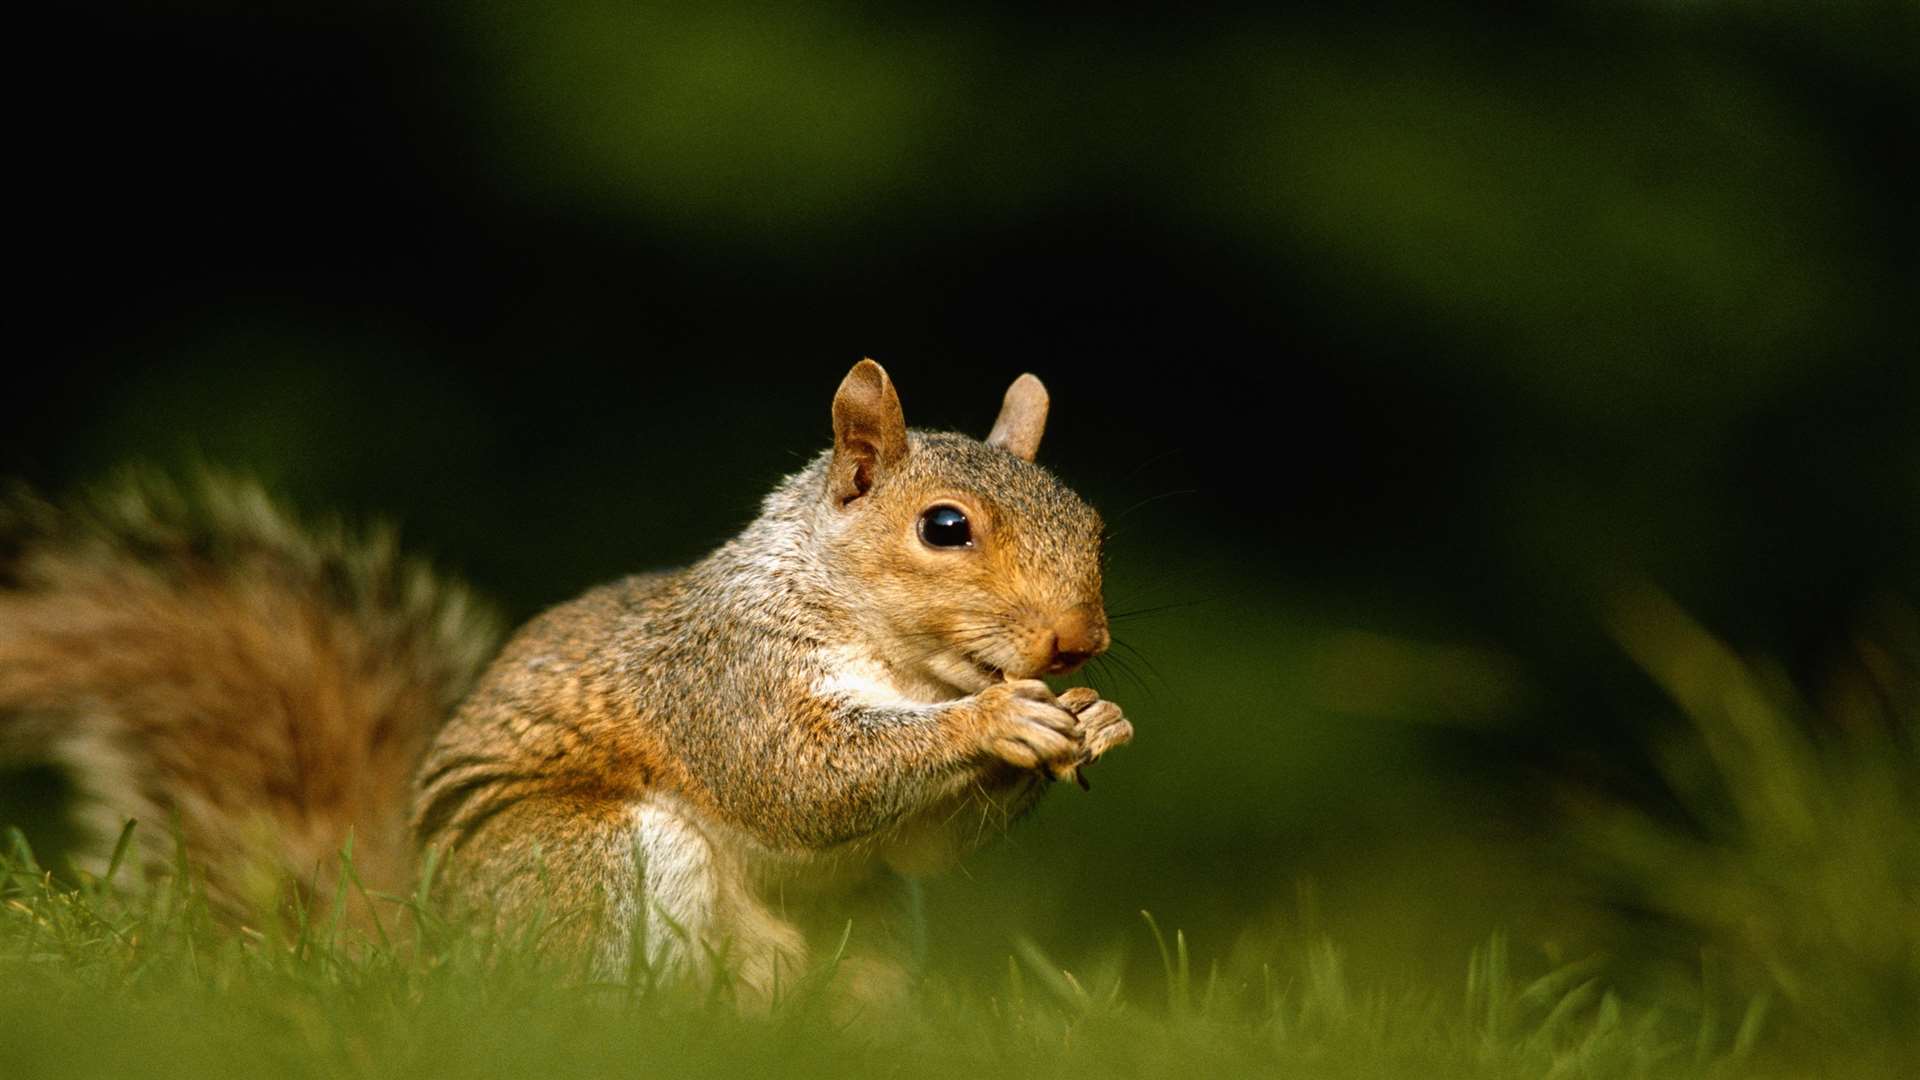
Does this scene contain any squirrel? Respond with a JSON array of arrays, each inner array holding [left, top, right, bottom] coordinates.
[[0, 360, 1131, 999]]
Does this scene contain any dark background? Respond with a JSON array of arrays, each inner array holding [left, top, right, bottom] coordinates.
[[11, 1, 1917, 979]]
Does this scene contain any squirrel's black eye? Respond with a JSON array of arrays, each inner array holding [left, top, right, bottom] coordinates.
[[918, 505, 973, 548]]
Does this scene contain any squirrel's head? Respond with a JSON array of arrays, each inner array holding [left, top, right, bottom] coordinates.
[[818, 359, 1107, 695]]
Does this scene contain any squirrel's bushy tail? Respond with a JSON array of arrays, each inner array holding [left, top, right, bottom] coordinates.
[[0, 471, 503, 913]]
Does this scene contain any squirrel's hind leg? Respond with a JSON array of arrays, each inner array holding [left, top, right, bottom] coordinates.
[[629, 798, 808, 1008], [626, 799, 721, 985], [434, 789, 805, 1003]]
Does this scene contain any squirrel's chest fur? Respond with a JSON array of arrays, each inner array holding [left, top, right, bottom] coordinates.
[[412, 563, 1036, 931]]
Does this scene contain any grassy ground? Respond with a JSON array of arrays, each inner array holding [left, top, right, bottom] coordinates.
[[4, 593, 1916, 1079], [0, 849, 1799, 1080]]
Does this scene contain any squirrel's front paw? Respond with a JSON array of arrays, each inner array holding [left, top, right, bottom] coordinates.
[[1055, 687, 1133, 762], [970, 679, 1085, 780]]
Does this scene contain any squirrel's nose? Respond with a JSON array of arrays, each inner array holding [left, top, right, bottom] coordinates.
[[1045, 607, 1110, 674]]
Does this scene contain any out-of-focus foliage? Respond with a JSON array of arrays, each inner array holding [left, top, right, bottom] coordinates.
[[459, 1, 1911, 443], [1589, 591, 1920, 1062]]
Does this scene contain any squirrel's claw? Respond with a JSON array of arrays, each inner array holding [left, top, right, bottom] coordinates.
[[1054, 690, 1130, 791]]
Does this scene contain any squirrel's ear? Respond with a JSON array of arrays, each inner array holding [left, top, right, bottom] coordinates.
[[985, 373, 1049, 462], [829, 358, 909, 506]]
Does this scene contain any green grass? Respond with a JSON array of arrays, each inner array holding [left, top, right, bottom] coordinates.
[[0, 847, 1767, 1080], [4, 594, 1916, 1079]]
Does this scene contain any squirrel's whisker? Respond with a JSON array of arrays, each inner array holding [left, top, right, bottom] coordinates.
[[1107, 596, 1215, 622], [1104, 487, 1202, 528], [1110, 637, 1168, 688]]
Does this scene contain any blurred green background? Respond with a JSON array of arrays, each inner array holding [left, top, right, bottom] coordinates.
[[9, 0, 1917, 1006]]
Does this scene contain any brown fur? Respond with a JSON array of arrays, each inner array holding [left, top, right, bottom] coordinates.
[[0, 472, 501, 914]]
